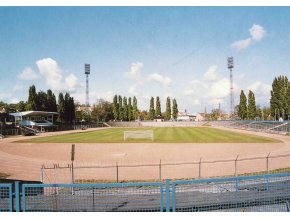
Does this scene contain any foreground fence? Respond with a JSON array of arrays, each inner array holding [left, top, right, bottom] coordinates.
[[41, 153, 290, 184], [0, 183, 13, 211], [172, 173, 290, 212], [1, 173, 290, 212]]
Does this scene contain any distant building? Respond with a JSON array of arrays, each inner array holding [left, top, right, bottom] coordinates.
[[154, 115, 164, 122], [76, 106, 92, 112], [177, 110, 206, 122]]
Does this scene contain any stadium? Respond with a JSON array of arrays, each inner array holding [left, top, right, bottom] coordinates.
[[1, 6, 290, 214], [1, 120, 290, 212]]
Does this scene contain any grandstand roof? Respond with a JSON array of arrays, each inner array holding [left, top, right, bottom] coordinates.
[[10, 111, 58, 117]]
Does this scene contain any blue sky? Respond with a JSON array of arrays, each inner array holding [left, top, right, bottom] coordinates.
[[0, 7, 290, 113]]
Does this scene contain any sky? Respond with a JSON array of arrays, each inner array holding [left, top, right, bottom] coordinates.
[[0, 7, 290, 113]]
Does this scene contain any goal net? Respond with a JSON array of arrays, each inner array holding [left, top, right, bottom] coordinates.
[[124, 130, 154, 141]]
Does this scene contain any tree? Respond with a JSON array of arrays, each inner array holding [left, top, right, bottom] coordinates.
[[238, 90, 247, 120], [57, 93, 65, 122], [16, 101, 26, 112], [172, 98, 178, 120], [113, 95, 119, 121], [149, 97, 155, 120], [155, 96, 161, 117], [62, 93, 76, 123], [210, 109, 219, 120], [37, 91, 48, 111], [46, 89, 57, 112], [118, 95, 123, 121], [63, 93, 70, 122], [139, 110, 149, 121], [270, 76, 289, 120], [26, 85, 38, 111], [133, 96, 138, 120], [165, 96, 171, 120], [91, 99, 113, 122], [248, 90, 257, 120], [128, 97, 133, 121], [123, 96, 128, 121]]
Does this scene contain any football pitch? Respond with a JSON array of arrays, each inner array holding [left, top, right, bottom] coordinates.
[[18, 127, 280, 143]]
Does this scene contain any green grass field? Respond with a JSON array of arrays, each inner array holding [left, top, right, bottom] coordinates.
[[18, 127, 280, 143]]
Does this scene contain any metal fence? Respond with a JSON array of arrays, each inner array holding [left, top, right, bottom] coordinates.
[[41, 153, 290, 184], [0, 183, 13, 212], [172, 172, 290, 212], [2, 173, 290, 212], [22, 182, 164, 212]]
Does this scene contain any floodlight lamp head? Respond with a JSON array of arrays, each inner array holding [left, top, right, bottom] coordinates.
[[85, 64, 90, 75], [227, 57, 234, 69]]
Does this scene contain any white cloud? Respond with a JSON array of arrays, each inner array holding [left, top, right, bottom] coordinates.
[[147, 73, 172, 87], [13, 85, 24, 92], [182, 66, 242, 113], [231, 24, 266, 51], [231, 38, 252, 51], [193, 99, 200, 105], [72, 90, 114, 105], [36, 58, 79, 92], [203, 65, 218, 81], [128, 84, 139, 96], [124, 62, 143, 81], [208, 78, 230, 99], [0, 93, 20, 104], [247, 81, 271, 103], [124, 62, 173, 100], [65, 74, 78, 89], [18, 67, 39, 80], [250, 24, 266, 41]]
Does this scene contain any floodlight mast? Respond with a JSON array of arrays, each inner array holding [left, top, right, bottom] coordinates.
[[227, 57, 234, 119], [85, 64, 90, 107]]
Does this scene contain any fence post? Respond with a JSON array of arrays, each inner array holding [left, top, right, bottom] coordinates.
[[40, 164, 44, 183], [266, 152, 271, 174], [235, 155, 239, 177], [166, 179, 170, 212], [235, 177, 239, 192], [159, 159, 162, 181], [116, 162, 119, 183], [199, 158, 202, 179], [15, 181, 20, 212]]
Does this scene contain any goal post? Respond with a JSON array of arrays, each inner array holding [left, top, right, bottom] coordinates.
[[124, 130, 154, 141]]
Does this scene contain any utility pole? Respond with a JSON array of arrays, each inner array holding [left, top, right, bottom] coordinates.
[[85, 64, 90, 107], [227, 57, 234, 119]]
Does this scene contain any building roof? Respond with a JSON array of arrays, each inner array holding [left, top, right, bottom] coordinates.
[[10, 111, 59, 117]]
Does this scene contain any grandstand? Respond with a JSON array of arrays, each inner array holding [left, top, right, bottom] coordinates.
[[9, 111, 58, 135], [211, 120, 290, 135]]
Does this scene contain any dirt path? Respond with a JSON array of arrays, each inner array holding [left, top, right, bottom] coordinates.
[[0, 127, 289, 182]]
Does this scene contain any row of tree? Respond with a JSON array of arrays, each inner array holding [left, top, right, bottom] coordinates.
[[149, 96, 178, 120], [26, 85, 57, 112], [25, 85, 76, 123], [237, 90, 257, 120], [270, 75, 289, 120], [237, 75, 289, 120], [112, 95, 138, 121], [57, 92, 76, 123]]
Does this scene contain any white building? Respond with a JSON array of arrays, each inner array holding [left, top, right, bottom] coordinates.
[[177, 111, 205, 122]]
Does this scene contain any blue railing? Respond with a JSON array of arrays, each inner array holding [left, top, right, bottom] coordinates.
[[1, 173, 290, 212], [22, 182, 164, 212], [172, 172, 290, 212], [0, 183, 13, 212]]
